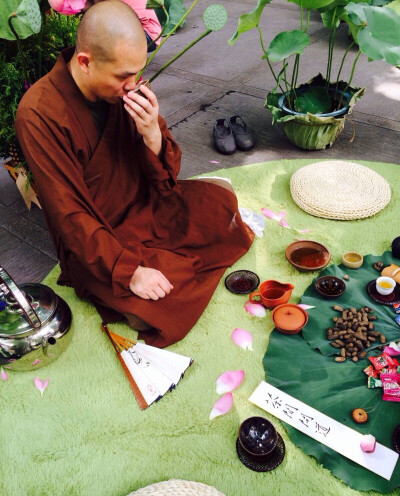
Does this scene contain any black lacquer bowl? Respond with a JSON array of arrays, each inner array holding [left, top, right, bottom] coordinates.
[[315, 275, 346, 298], [238, 416, 278, 459], [225, 270, 260, 295]]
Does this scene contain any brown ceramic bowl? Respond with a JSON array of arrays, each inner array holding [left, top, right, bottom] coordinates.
[[238, 416, 278, 459], [315, 276, 346, 298], [285, 240, 331, 272], [271, 304, 309, 335]]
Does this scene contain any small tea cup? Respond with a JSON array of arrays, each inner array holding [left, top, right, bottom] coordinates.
[[238, 416, 278, 459], [376, 276, 396, 296]]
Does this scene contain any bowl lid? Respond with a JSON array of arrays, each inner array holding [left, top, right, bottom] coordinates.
[[0, 283, 57, 337], [273, 305, 307, 330]]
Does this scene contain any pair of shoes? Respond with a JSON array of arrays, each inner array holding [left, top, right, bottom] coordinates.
[[213, 116, 255, 155]]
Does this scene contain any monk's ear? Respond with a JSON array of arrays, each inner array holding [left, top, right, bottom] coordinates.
[[76, 52, 92, 75]]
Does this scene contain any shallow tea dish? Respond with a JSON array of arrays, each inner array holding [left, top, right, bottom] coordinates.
[[285, 240, 330, 272], [315, 276, 346, 298], [239, 417, 278, 459], [342, 252, 363, 269], [225, 270, 260, 294]]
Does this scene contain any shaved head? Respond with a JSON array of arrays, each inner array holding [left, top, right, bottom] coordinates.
[[76, 1, 146, 63]]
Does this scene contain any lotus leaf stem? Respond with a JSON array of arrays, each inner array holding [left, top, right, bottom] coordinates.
[[8, 13, 30, 86], [257, 25, 284, 93], [147, 6, 169, 50]]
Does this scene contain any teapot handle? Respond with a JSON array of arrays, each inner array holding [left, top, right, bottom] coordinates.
[[0, 266, 41, 329]]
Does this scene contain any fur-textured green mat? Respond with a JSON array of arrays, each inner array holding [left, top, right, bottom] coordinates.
[[1, 159, 399, 496]]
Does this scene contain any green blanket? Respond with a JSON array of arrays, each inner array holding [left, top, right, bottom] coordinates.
[[1, 159, 399, 496]]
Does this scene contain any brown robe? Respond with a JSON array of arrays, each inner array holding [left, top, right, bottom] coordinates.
[[15, 47, 254, 347]]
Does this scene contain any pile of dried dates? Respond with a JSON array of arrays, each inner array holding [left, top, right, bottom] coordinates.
[[326, 305, 387, 363]]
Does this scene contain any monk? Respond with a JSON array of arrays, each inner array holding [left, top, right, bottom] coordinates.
[[15, 1, 254, 347]]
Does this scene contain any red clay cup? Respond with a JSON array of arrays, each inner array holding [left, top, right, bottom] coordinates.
[[249, 280, 294, 309]]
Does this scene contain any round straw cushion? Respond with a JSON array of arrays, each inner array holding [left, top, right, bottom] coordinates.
[[290, 161, 391, 220], [129, 479, 227, 496]]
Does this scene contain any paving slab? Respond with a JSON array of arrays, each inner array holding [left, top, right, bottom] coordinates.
[[0, 158, 22, 206], [152, 0, 326, 81]]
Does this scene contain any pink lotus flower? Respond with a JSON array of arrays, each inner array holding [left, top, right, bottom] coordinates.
[[216, 370, 244, 394], [34, 377, 49, 397], [231, 328, 253, 351], [49, 0, 87, 15], [360, 434, 376, 453], [209, 392, 233, 420], [244, 301, 266, 318]]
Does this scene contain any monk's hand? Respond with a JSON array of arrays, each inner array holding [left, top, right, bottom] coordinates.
[[129, 265, 173, 300], [123, 85, 162, 156]]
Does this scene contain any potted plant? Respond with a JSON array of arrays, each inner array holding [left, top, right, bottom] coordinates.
[[229, 0, 400, 150]]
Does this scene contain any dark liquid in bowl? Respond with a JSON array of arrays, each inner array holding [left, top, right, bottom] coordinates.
[[232, 278, 252, 292], [291, 247, 326, 268]]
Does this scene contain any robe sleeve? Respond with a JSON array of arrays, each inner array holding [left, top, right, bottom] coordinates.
[[15, 108, 141, 297], [136, 115, 182, 193]]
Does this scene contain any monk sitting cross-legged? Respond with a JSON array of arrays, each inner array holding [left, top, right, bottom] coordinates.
[[15, 1, 254, 347]]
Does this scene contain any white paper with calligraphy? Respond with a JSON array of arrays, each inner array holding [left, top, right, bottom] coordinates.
[[249, 381, 399, 480]]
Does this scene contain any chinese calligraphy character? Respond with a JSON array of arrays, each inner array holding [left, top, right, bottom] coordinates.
[[283, 403, 299, 419], [315, 422, 330, 437], [265, 392, 282, 409], [299, 413, 314, 427]]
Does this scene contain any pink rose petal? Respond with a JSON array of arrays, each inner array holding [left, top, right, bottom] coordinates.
[[34, 377, 49, 397], [33, 359, 41, 366], [1, 367, 8, 382], [231, 328, 253, 351], [244, 301, 266, 318], [261, 208, 281, 221], [277, 211, 286, 220], [209, 160, 220, 164], [216, 370, 245, 394], [209, 392, 233, 420], [298, 304, 315, 310], [297, 228, 311, 233], [279, 219, 291, 229], [383, 342, 400, 356]]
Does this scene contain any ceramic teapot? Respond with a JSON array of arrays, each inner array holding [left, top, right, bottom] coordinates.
[[0, 266, 72, 371]]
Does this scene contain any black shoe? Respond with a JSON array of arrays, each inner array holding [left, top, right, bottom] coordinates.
[[229, 115, 255, 151], [213, 118, 236, 155]]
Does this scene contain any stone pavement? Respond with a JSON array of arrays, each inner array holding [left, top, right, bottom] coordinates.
[[1, 0, 400, 284]]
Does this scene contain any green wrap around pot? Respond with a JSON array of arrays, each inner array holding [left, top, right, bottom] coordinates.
[[265, 74, 365, 150], [263, 251, 400, 493]]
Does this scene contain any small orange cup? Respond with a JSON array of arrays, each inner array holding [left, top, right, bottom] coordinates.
[[249, 280, 294, 309]]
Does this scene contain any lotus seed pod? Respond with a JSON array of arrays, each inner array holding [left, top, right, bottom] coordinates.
[[17, 0, 42, 34], [203, 4, 228, 31], [146, 0, 164, 8]]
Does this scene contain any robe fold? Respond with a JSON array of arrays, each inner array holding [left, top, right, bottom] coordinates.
[[15, 47, 254, 347]]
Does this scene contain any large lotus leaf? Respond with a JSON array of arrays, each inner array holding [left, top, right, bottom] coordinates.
[[301, 252, 400, 356], [146, 0, 164, 8], [203, 4, 227, 32], [263, 331, 400, 493], [287, 0, 336, 9], [266, 30, 310, 62], [228, 0, 271, 45], [346, 3, 400, 64], [0, 0, 41, 40], [16, 0, 41, 33], [155, 0, 186, 35], [321, 7, 343, 28], [295, 86, 332, 113]]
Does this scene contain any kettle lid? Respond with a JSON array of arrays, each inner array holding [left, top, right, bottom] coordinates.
[[0, 267, 57, 337]]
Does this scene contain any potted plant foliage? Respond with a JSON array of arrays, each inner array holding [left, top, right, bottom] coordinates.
[[229, 0, 400, 150]]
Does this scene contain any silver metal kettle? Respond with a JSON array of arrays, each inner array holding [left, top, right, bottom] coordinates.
[[0, 266, 72, 371]]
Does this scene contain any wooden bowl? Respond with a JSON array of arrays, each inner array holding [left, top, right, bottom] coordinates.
[[315, 276, 346, 298], [285, 240, 330, 272]]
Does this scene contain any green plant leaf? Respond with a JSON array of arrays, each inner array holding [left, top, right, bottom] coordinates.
[[203, 4, 227, 31], [16, 0, 41, 34], [266, 30, 310, 62], [155, 0, 186, 35], [0, 0, 41, 40], [287, 0, 336, 9], [264, 329, 400, 492], [320, 7, 344, 28], [294, 86, 332, 113], [146, 0, 164, 8], [228, 0, 271, 45], [346, 3, 400, 64]]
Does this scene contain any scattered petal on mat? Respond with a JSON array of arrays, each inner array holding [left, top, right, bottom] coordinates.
[[209, 160, 220, 164], [297, 229, 311, 233], [360, 434, 376, 453], [383, 341, 400, 356], [216, 370, 245, 394], [1, 367, 8, 381], [209, 392, 233, 420], [279, 219, 291, 229], [261, 208, 282, 222], [298, 304, 316, 310], [244, 301, 266, 318], [232, 328, 254, 351], [33, 359, 41, 366], [34, 377, 49, 397]]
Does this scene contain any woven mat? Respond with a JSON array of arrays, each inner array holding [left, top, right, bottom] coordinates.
[[129, 480, 227, 496], [290, 160, 391, 220]]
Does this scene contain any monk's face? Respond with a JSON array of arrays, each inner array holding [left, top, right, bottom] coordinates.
[[88, 39, 147, 103]]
